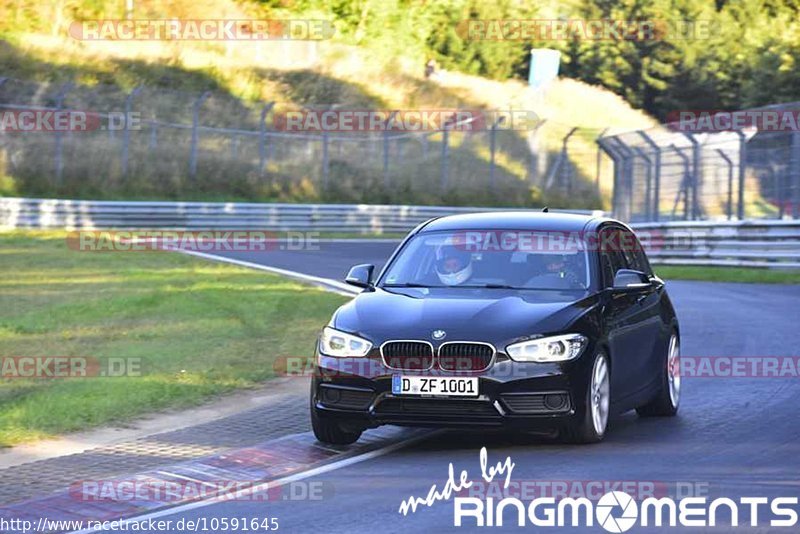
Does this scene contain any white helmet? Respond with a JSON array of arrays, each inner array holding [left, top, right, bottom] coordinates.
[[435, 246, 473, 286]]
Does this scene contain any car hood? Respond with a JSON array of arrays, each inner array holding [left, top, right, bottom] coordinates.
[[333, 287, 599, 346]]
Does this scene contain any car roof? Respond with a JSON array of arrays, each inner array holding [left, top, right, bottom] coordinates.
[[419, 211, 607, 233]]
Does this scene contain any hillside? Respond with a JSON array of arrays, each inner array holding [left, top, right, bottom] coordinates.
[[0, 0, 656, 208]]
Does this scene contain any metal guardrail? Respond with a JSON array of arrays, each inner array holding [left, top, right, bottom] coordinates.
[[0, 197, 599, 233], [632, 220, 800, 268], [2, 197, 797, 269]]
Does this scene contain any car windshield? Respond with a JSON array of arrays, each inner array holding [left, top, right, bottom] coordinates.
[[380, 230, 591, 290]]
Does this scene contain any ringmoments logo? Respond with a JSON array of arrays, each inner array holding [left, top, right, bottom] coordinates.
[[396, 448, 799, 530], [453, 491, 799, 529]]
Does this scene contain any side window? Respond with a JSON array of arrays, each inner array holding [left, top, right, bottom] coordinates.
[[599, 228, 627, 287], [632, 237, 653, 276], [619, 229, 652, 275]]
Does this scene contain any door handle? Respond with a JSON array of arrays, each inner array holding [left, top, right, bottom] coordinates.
[[636, 294, 648, 305]]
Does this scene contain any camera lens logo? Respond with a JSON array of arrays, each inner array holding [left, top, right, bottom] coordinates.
[[596, 491, 638, 533]]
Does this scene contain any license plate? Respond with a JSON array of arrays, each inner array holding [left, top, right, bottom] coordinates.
[[392, 375, 478, 397]]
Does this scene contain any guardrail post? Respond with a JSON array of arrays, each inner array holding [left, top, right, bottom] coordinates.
[[54, 83, 74, 187], [735, 130, 747, 220], [259, 102, 275, 178], [716, 149, 734, 220], [189, 91, 211, 180], [121, 85, 142, 177]]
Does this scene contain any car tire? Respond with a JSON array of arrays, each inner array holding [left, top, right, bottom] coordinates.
[[561, 351, 610, 444], [310, 405, 363, 445], [637, 333, 680, 417]]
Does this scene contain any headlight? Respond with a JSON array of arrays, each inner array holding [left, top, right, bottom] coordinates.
[[506, 334, 588, 363], [319, 327, 373, 357]]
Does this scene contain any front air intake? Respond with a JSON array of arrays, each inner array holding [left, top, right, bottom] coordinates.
[[381, 341, 434, 370], [438, 342, 495, 371]]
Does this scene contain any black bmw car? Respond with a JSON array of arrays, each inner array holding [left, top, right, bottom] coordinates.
[[310, 211, 681, 444]]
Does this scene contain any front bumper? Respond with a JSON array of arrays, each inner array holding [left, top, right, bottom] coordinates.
[[311, 351, 592, 430]]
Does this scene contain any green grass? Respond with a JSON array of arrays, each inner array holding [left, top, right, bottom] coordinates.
[[0, 231, 346, 447], [655, 265, 800, 284]]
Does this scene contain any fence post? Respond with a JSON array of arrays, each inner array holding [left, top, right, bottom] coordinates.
[[716, 149, 734, 220], [597, 139, 616, 216], [322, 131, 330, 189], [440, 123, 450, 192], [383, 111, 398, 188], [671, 144, 691, 220], [735, 130, 747, 220], [259, 102, 275, 178], [637, 131, 661, 222], [54, 83, 74, 187], [633, 147, 653, 220], [683, 132, 702, 220], [230, 135, 238, 158], [790, 131, 800, 219], [489, 115, 506, 192], [149, 121, 158, 149], [595, 128, 609, 191], [527, 119, 546, 184], [769, 166, 783, 219], [121, 85, 142, 177], [189, 91, 211, 180], [543, 127, 576, 191], [610, 137, 634, 221]]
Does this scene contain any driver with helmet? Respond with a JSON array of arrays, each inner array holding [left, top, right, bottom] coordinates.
[[435, 245, 473, 286]]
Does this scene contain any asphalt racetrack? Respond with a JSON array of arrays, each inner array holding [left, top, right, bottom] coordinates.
[[142, 241, 800, 533]]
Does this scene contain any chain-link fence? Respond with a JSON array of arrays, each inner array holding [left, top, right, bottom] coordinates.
[[599, 104, 800, 222], [0, 77, 605, 208]]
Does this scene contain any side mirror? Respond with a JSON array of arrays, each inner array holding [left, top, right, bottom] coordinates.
[[345, 264, 374, 289], [613, 269, 650, 290]]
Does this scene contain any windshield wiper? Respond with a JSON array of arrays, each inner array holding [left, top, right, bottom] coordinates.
[[382, 282, 433, 288]]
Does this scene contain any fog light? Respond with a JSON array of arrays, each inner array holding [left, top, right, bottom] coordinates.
[[321, 387, 341, 404], [544, 393, 567, 410]]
